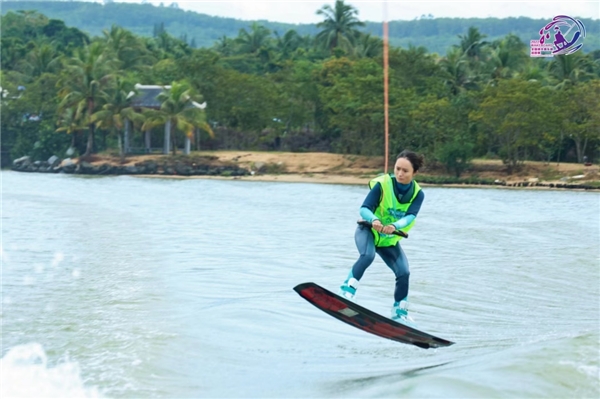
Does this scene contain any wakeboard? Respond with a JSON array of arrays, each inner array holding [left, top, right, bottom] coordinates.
[[293, 282, 454, 349]]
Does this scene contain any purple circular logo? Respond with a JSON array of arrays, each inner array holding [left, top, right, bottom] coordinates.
[[539, 15, 586, 55]]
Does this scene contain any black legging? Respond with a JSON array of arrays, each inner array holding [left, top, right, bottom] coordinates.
[[350, 224, 410, 303]]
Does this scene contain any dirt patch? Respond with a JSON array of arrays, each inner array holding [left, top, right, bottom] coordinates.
[[85, 151, 599, 188]]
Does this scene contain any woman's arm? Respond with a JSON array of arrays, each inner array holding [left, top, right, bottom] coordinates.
[[392, 190, 424, 229], [359, 183, 382, 223]]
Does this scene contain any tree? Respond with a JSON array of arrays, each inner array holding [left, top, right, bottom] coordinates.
[[56, 106, 87, 155], [317, 57, 383, 154], [153, 31, 191, 59], [517, 58, 550, 84], [235, 23, 272, 54], [269, 59, 320, 150], [408, 96, 448, 157], [1, 70, 64, 161], [486, 34, 528, 83], [17, 40, 62, 78], [456, 26, 488, 60], [57, 42, 117, 156], [316, 0, 365, 53], [274, 30, 302, 59], [453, 26, 489, 86], [352, 33, 382, 59], [142, 81, 213, 155], [559, 82, 600, 162], [435, 135, 475, 177], [1, 37, 28, 72], [548, 53, 596, 89], [102, 25, 153, 71], [438, 47, 476, 95], [42, 19, 89, 53], [389, 45, 444, 95], [213, 35, 236, 56], [470, 79, 552, 172], [91, 78, 143, 161]]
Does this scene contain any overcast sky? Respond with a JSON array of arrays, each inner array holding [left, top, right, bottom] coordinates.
[[107, 0, 599, 23]]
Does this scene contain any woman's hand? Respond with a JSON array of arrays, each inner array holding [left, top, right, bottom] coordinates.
[[371, 220, 383, 232], [381, 225, 397, 235], [371, 220, 397, 235]]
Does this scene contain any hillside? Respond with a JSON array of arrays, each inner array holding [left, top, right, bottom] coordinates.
[[3, 0, 598, 54]]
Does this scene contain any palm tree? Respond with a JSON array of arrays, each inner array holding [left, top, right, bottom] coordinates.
[[548, 52, 595, 89], [17, 39, 61, 78], [142, 81, 213, 155], [214, 35, 236, 56], [518, 64, 549, 83], [316, 0, 365, 53], [102, 25, 153, 71], [456, 26, 488, 60], [57, 42, 118, 156], [486, 34, 528, 83], [352, 33, 383, 58], [91, 78, 143, 161], [1, 37, 28, 71], [438, 47, 475, 95], [274, 30, 302, 59], [154, 31, 191, 59], [235, 23, 272, 54], [16, 10, 48, 32], [56, 105, 87, 155]]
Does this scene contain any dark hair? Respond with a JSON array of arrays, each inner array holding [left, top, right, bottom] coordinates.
[[396, 150, 424, 172]]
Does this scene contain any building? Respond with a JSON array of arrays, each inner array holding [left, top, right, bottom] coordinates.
[[126, 84, 206, 155]]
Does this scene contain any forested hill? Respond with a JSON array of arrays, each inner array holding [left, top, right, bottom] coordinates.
[[3, 0, 598, 54]]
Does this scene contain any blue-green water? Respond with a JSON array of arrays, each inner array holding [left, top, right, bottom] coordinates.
[[2, 171, 599, 398]]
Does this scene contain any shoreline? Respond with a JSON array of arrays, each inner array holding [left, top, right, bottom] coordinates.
[[132, 172, 600, 191], [6, 167, 598, 191], [9, 150, 600, 191]]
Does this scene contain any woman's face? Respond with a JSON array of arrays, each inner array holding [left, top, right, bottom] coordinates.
[[394, 157, 415, 184]]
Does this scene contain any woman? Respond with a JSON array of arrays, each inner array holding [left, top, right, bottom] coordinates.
[[339, 150, 425, 324]]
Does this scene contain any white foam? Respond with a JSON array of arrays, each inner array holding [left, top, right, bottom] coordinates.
[[0, 343, 102, 398]]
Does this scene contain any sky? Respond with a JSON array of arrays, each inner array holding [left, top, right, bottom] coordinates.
[[103, 0, 599, 23]]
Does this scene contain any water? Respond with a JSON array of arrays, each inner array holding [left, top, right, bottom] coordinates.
[[2, 171, 599, 398]]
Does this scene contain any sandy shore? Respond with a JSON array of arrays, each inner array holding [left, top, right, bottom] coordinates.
[[134, 172, 600, 191], [94, 150, 599, 190]]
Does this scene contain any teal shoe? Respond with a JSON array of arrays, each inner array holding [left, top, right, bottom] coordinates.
[[391, 299, 416, 326], [338, 278, 359, 301]]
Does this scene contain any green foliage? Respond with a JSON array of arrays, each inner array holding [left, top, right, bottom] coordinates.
[[3, 3, 599, 54], [470, 79, 555, 172], [315, 0, 365, 53], [417, 175, 497, 185], [142, 80, 212, 155], [9, 119, 71, 160], [56, 41, 119, 156], [435, 136, 475, 177], [1, 2, 599, 170]]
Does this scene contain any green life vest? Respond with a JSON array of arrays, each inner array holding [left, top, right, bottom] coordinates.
[[368, 174, 421, 247]]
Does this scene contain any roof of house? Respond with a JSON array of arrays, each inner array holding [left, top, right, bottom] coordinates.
[[129, 84, 170, 109], [128, 84, 207, 110]]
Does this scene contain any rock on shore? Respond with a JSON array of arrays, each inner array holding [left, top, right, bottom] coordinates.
[[11, 155, 251, 177]]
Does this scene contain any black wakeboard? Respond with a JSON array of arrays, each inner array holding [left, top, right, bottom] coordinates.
[[293, 282, 454, 349]]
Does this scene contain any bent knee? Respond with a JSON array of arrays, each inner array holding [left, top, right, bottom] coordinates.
[[358, 252, 376, 263], [395, 271, 410, 280]]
